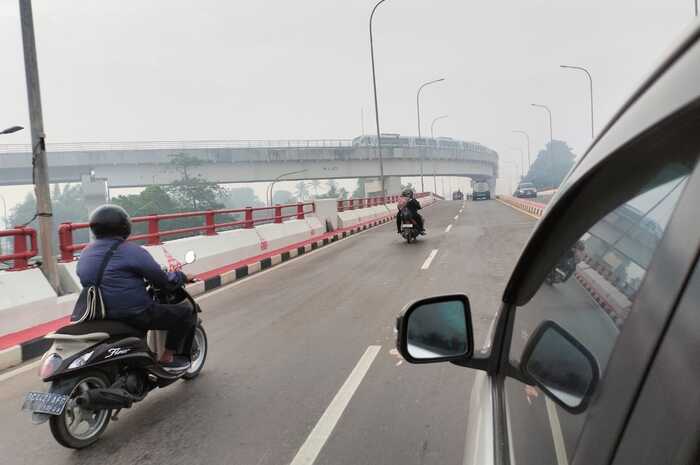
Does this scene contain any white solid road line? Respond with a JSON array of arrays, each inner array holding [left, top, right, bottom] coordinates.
[[0, 359, 41, 383], [445, 224, 453, 233], [545, 397, 570, 465], [453, 215, 459, 220], [421, 249, 439, 270], [289, 345, 381, 465]]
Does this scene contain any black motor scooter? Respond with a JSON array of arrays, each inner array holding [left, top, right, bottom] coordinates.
[[21, 250, 208, 449], [399, 208, 420, 243]]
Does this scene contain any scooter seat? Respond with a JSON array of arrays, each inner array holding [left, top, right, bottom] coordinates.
[[54, 320, 146, 339]]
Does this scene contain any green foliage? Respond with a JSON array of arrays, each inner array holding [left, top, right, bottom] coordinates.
[[295, 181, 309, 201], [272, 190, 296, 205], [223, 187, 265, 209], [523, 140, 576, 189], [8, 184, 90, 251], [165, 153, 226, 210]]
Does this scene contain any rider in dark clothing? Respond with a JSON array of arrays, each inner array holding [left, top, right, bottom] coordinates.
[[76, 205, 195, 372], [396, 188, 425, 234]]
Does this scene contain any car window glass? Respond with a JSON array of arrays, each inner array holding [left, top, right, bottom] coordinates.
[[505, 164, 691, 464]]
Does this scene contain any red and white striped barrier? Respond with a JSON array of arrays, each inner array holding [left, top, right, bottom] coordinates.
[[497, 196, 547, 218]]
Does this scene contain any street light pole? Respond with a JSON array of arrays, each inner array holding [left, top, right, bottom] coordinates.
[[416, 78, 445, 192], [531, 103, 553, 143], [560, 64, 595, 139], [369, 0, 388, 195], [267, 169, 308, 206], [511, 148, 525, 177], [19, 0, 62, 293], [512, 130, 531, 171], [430, 114, 448, 194]]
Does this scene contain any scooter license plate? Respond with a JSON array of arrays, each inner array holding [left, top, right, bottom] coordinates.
[[401, 224, 413, 228], [21, 392, 69, 416]]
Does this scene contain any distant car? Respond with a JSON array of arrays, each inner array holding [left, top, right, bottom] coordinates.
[[395, 21, 700, 465], [452, 191, 464, 200], [514, 182, 537, 198], [472, 181, 491, 200]]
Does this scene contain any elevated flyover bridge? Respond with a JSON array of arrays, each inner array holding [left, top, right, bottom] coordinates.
[[0, 136, 499, 191]]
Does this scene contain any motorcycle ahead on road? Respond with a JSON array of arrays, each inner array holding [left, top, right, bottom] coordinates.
[[399, 208, 420, 243], [21, 250, 208, 449]]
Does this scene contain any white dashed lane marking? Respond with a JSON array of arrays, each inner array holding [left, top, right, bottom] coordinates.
[[421, 249, 439, 270]]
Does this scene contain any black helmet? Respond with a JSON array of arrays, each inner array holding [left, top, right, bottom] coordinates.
[[89, 204, 131, 239]]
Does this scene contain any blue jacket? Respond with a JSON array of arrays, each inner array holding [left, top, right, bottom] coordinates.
[[76, 238, 186, 319]]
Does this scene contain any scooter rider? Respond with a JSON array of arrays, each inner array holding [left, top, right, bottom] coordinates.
[[76, 205, 196, 371], [396, 188, 425, 235]]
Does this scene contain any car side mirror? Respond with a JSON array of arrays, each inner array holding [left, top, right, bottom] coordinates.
[[396, 294, 474, 364], [521, 321, 599, 413]]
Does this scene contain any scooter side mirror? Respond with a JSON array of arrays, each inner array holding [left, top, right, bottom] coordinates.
[[184, 250, 197, 264]]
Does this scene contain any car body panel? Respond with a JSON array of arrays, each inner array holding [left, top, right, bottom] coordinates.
[[462, 371, 495, 465]]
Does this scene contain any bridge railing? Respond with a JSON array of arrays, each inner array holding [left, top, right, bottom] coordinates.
[[0, 227, 38, 271], [336, 192, 432, 212], [57, 202, 315, 262], [0, 139, 355, 153]]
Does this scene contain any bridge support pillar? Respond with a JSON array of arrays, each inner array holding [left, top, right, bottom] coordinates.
[[486, 177, 497, 196], [385, 176, 402, 195], [81, 174, 110, 240]]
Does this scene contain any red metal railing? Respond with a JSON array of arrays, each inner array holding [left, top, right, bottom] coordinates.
[[337, 195, 400, 212], [336, 192, 432, 212], [0, 227, 38, 271], [58, 202, 315, 262]]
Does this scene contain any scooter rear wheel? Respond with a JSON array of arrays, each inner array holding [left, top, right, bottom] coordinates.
[[49, 371, 111, 449], [183, 324, 208, 380]]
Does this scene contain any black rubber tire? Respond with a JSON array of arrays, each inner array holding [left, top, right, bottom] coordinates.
[[49, 371, 112, 449], [183, 324, 208, 380]]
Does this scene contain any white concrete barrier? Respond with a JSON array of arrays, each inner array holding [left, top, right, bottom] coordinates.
[[0, 268, 60, 337]]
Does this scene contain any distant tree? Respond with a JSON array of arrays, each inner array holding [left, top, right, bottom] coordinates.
[[272, 190, 296, 205], [295, 181, 309, 201], [523, 140, 576, 189], [326, 180, 338, 192], [8, 184, 90, 252], [223, 187, 264, 209], [112, 185, 180, 217], [315, 181, 348, 199], [165, 153, 226, 210], [310, 180, 322, 197], [352, 179, 365, 199]]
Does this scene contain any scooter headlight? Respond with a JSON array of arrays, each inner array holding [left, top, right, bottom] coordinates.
[[67, 351, 93, 370], [39, 354, 63, 379]]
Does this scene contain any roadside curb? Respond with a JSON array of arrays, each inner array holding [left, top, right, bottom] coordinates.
[[0, 213, 397, 372]]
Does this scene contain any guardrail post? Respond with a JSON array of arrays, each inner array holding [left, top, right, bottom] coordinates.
[[349, 199, 354, 210], [296, 203, 305, 220], [274, 205, 283, 224], [244, 207, 254, 228], [147, 216, 161, 245], [205, 211, 217, 236], [58, 223, 74, 262], [11, 228, 29, 271], [359, 198, 364, 209], [337, 200, 344, 212]]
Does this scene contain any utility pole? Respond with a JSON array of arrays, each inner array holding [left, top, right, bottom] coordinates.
[[369, 0, 388, 195], [19, 0, 62, 294]]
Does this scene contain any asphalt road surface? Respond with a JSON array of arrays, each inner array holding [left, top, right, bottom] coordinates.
[[0, 199, 535, 465]]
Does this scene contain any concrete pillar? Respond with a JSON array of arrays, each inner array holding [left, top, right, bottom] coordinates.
[[487, 177, 497, 196], [385, 176, 402, 195], [313, 198, 339, 231], [81, 173, 109, 240]]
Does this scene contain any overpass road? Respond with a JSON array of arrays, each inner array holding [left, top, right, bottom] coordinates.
[[0, 200, 535, 465]]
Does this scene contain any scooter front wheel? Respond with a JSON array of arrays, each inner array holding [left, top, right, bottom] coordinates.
[[49, 371, 111, 449], [183, 324, 208, 380]]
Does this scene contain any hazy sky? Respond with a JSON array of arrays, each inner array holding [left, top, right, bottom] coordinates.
[[0, 0, 697, 208]]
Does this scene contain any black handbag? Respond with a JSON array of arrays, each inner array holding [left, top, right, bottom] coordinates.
[[71, 240, 122, 323]]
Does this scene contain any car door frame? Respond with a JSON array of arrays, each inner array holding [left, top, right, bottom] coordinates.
[[480, 24, 700, 465]]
